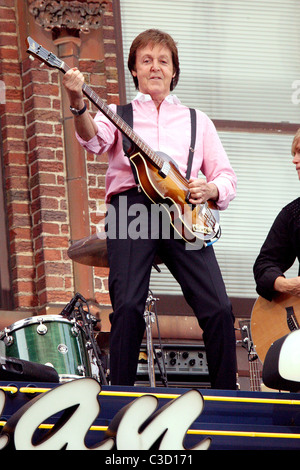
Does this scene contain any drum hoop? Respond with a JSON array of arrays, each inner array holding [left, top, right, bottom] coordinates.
[[3, 315, 73, 334]]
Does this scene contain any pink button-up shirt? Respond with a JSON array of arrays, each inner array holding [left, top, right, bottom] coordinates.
[[76, 93, 237, 210]]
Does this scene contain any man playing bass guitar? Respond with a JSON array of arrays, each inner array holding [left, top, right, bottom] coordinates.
[[62, 29, 237, 389]]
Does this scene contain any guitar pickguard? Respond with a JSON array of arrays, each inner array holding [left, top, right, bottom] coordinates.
[[130, 151, 220, 245]]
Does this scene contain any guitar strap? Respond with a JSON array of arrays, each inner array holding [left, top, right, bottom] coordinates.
[[116, 103, 197, 181]]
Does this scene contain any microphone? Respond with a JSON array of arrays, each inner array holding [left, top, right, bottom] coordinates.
[[60, 293, 86, 318]]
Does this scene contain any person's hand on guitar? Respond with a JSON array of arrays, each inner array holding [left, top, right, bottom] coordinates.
[[63, 67, 85, 108], [274, 276, 300, 297], [188, 178, 219, 205], [62, 67, 98, 142]]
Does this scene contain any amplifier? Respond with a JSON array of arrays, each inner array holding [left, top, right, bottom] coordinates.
[[136, 343, 210, 388]]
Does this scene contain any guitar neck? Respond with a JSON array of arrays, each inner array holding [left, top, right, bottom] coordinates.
[[61, 62, 163, 171], [249, 353, 262, 392], [239, 320, 261, 392]]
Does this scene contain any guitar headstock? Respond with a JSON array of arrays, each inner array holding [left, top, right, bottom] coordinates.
[[239, 320, 252, 353], [26, 36, 64, 71]]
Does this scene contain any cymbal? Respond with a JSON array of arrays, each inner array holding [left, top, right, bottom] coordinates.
[[68, 232, 162, 268], [68, 232, 109, 268]]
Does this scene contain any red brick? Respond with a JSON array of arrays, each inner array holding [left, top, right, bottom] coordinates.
[[40, 290, 73, 304], [3, 138, 27, 154], [11, 254, 34, 267], [42, 249, 63, 262], [2, 114, 25, 127], [5, 164, 28, 178], [0, 7, 15, 19], [0, 21, 16, 33], [9, 227, 32, 240], [32, 223, 60, 238], [42, 276, 64, 289], [0, 35, 17, 47], [0, 0, 15, 7], [33, 210, 67, 226], [28, 149, 56, 165], [3, 74, 21, 88], [88, 188, 106, 200], [14, 295, 38, 308], [0, 61, 20, 74], [13, 280, 36, 294], [30, 173, 57, 190], [8, 202, 30, 216], [95, 292, 111, 305], [2, 126, 24, 141], [5, 176, 28, 191], [42, 236, 69, 249], [31, 185, 66, 200], [26, 122, 54, 138], [11, 267, 35, 281], [25, 97, 52, 114], [28, 135, 63, 152]]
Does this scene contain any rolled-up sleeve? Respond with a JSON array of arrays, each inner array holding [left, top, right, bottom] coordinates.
[[75, 106, 118, 155]]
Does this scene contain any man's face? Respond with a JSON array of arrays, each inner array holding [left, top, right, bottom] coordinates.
[[293, 142, 300, 180], [132, 43, 175, 103]]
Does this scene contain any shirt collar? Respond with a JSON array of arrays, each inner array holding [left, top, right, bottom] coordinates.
[[133, 92, 181, 105]]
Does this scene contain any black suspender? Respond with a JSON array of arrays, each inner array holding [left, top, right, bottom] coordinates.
[[117, 103, 197, 179], [116, 103, 134, 156], [186, 108, 196, 180], [117, 103, 139, 183]]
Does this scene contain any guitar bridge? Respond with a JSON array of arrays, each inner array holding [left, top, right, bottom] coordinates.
[[158, 161, 170, 178], [286, 306, 300, 331], [192, 224, 213, 234]]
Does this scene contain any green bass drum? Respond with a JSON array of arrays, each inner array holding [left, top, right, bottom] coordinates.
[[0, 315, 92, 381]]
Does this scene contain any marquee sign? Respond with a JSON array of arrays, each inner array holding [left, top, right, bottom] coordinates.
[[0, 378, 210, 451], [1, 378, 300, 450]]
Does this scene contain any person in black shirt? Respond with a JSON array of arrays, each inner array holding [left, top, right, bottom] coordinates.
[[253, 129, 300, 301]]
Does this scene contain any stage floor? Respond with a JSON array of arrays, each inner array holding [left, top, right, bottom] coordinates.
[[0, 379, 299, 450]]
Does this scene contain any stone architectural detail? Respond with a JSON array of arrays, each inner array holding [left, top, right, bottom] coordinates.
[[28, 0, 106, 33]]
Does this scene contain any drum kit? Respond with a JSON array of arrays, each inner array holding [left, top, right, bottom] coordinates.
[[0, 232, 162, 386]]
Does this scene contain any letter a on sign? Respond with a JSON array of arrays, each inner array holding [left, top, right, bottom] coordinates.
[[106, 388, 211, 450], [1, 378, 114, 450]]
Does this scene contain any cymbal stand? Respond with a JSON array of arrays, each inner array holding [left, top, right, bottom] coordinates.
[[75, 301, 108, 386], [144, 291, 168, 388]]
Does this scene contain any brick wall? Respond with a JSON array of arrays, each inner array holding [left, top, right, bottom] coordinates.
[[23, 56, 72, 309], [0, 0, 36, 310], [0, 0, 120, 313]]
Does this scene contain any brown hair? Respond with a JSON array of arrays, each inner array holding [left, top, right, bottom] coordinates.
[[292, 128, 300, 155], [128, 29, 180, 91]]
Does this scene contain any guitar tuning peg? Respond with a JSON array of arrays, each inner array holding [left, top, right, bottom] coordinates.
[[39, 62, 45, 68], [29, 55, 34, 61]]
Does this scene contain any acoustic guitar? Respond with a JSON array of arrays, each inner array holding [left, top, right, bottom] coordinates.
[[26, 37, 220, 247], [250, 293, 300, 363]]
